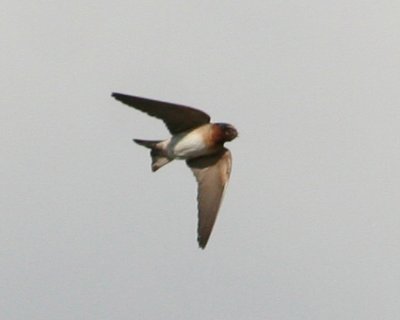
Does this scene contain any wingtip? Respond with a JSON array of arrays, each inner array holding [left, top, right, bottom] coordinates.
[[198, 238, 208, 249], [111, 92, 122, 99]]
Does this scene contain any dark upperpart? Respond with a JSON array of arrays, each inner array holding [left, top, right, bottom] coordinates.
[[213, 123, 238, 143]]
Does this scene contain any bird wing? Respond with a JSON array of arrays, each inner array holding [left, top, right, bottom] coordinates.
[[186, 148, 232, 249], [112, 93, 211, 134]]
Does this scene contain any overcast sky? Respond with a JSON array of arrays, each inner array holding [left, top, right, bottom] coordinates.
[[2, 1, 400, 319]]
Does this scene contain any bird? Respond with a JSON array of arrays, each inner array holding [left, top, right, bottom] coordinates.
[[112, 92, 238, 249]]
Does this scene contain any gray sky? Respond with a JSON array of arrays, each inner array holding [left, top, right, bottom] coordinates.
[[2, 1, 400, 319]]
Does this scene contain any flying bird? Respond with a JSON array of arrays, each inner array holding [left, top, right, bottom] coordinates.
[[112, 92, 238, 249]]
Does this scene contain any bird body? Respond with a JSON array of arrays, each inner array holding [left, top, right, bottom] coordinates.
[[168, 124, 213, 159], [112, 92, 237, 248]]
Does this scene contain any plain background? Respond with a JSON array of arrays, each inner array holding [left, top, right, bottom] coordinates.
[[2, 1, 400, 319]]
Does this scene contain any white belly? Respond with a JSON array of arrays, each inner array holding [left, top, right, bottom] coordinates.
[[167, 131, 209, 159]]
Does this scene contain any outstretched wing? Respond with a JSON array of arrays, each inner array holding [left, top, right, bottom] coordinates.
[[186, 148, 232, 249], [112, 93, 211, 134]]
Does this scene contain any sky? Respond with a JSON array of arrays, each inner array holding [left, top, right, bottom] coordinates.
[[2, 1, 400, 319]]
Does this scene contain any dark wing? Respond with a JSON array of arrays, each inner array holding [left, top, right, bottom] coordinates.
[[112, 93, 211, 134], [186, 148, 232, 249]]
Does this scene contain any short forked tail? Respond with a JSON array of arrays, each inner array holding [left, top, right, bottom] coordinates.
[[133, 139, 172, 172]]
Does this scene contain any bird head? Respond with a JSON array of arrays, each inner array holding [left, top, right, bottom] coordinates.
[[216, 123, 238, 142]]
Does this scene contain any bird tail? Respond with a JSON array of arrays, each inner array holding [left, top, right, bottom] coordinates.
[[133, 139, 172, 172]]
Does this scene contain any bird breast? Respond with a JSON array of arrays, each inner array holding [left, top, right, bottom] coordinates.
[[167, 124, 216, 159]]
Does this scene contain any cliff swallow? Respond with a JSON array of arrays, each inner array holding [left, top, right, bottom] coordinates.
[[112, 92, 238, 249]]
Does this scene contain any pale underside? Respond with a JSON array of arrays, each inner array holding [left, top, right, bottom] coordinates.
[[162, 125, 216, 160]]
